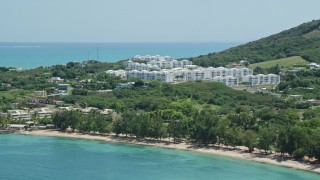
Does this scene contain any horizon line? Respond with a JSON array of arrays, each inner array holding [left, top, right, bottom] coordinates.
[[0, 41, 245, 44]]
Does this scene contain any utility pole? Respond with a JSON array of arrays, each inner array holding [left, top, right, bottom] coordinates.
[[97, 47, 100, 61]]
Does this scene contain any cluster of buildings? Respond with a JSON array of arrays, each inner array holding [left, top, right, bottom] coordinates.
[[123, 59, 193, 71], [1, 106, 115, 131], [131, 55, 174, 61], [33, 84, 71, 100], [106, 55, 280, 86], [0, 108, 54, 121], [1, 106, 115, 121]]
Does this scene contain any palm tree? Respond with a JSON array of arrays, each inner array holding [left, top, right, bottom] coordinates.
[[32, 111, 40, 125]]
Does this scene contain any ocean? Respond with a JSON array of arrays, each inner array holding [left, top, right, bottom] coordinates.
[[0, 42, 239, 69], [0, 134, 318, 180]]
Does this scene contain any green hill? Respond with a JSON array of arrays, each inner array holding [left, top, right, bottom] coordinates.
[[191, 20, 320, 67], [249, 56, 309, 69]]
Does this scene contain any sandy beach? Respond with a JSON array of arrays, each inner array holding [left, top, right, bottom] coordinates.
[[20, 130, 320, 174]]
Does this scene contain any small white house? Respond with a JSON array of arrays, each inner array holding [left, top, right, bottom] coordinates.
[[50, 77, 64, 83], [34, 90, 47, 97], [307, 63, 320, 69]]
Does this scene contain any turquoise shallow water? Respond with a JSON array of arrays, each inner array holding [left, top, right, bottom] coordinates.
[[0, 134, 319, 180], [0, 42, 239, 69]]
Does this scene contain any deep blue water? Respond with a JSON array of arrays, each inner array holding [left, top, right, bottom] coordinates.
[[0, 134, 318, 180], [0, 42, 239, 69]]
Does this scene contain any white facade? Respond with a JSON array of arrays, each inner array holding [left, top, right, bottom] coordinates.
[[107, 57, 280, 86], [131, 55, 174, 62], [32, 108, 53, 119], [106, 70, 127, 78], [125, 55, 193, 71], [123, 61, 160, 71], [206, 67, 253, 78], [116, 82, 135, 89], [126, 70, 174, 82], [108, 68, 280, 86], [212, 76, 239, 86], [7, 110, 32, 121], [8, 124, 25, 130], [146, 59, 193, 69], [124, 59, 193, 71], [172, 68, 208, 81], [243, 74, 280, 85], [101, 109, 114, 117], [109, 66, 261, 86], [7, 108, 54, 120]]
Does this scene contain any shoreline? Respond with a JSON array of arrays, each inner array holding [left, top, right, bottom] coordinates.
[[19, 130, 320, 174]]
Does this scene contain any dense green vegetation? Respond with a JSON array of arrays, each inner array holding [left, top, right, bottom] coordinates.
[[277, 69, 320, 100], [62, 81, 281, 112], [190, 20, 320, 67], [52, 110, 112, 134], [49, 102, 320, 160], [0, 61, 123, 109]]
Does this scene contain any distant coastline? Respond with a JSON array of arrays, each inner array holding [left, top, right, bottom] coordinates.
[[0, 42, 240, 69], [21, 130, 320, 174]]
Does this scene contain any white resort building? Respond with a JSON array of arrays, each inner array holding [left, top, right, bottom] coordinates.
[[106, 70, 127, 78], [5, 108, 54, 121], [212, 76, 239, 86], [126, 70, 174, 83], [32, 108, 54, 119], [131, 55, 174, 61], [106, 55, 280, 87], [123, 61, 160, 71], [124, 55, 193, 70], [7, 110, 32, 121], [242, 74, 280, 85]]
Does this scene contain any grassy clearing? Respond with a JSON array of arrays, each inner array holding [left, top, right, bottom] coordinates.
[[0, 90, 29, 102], [249, 56, 309, 69], [303, 29, 320, 38]]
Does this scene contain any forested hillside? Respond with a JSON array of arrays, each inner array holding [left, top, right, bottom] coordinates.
[[191, 20, 320, 67]]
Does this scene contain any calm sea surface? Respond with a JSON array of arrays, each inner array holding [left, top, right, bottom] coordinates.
[[0, 42, 239, 69], [0, 134, 318, 180]]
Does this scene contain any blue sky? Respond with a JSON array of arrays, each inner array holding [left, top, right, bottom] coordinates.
[[0, 0, 319, 42]]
